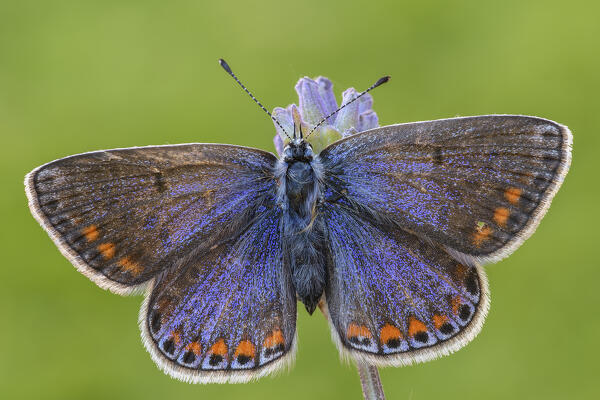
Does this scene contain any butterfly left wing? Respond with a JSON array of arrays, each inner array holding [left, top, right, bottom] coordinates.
[[25, 144, 277, 294], [320, 203, 488, 366], [141, 208, 297, 383]]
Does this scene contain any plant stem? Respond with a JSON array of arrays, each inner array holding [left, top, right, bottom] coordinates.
[[356, 361, 386, 400], [318, 301, 385, 399]]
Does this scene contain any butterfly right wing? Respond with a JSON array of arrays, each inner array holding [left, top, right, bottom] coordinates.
[[141, 207, 297, 383], [25, 144, 278, 294], [318, 115, 571, 265], [320, 202, 488, 367]]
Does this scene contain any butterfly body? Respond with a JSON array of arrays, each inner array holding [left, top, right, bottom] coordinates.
[[278, 139, 326, 314], [26, 112, 571, 383]]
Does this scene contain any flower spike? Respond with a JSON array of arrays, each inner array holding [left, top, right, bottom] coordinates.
[[306, 75, 390, 139]]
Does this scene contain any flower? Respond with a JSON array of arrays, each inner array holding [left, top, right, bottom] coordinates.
[[272, 76, 380, 155]]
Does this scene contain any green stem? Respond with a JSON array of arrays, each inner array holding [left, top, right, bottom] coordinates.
[[356, 361, 386, 400], [318, 302, 385, 399]]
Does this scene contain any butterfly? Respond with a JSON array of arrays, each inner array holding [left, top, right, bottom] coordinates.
[[25, 60, 572, 384]]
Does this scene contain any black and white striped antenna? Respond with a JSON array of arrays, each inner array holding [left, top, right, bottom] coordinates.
[[219, 59, 292, 140], [305, 75, 390, 139]]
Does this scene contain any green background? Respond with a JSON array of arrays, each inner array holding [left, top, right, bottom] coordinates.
[[1, 0, 598, 399]]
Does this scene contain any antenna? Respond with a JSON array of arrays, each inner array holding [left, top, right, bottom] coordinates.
[[219, 59, 291, 139], [306, 75, 391, 138]]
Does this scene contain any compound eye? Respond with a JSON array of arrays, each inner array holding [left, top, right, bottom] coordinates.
[[282, 146, 293, 159], [303, 145, 314, 160]]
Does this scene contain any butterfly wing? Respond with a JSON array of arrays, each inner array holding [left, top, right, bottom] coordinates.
[[320, 203, 488, 366], [141, 207, 296, 383], [319, 115, 572, 265], [25, 144, 278, 294]]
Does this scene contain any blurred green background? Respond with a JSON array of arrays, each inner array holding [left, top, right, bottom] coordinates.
[[1, 0, 598, 399]]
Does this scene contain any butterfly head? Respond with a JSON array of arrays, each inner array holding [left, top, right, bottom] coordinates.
[[283, 139, 313, 163]]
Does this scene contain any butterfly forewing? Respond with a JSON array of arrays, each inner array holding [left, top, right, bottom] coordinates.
[[319, 115, 572, 265], [321, 203, 488, 365], [142, 208, 297, 383], [25, 144, 278, 294]]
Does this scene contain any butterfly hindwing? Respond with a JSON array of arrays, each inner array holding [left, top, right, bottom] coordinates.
[[321, 203, 488, 365], [25, 144, 278, 294], [319, 115, 572, 265], [141, 208, 297, 383]]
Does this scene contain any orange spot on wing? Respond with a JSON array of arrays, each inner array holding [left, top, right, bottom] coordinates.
[[97, 243, 115, 259], [379, 324, 402, 344], [473, 225, 493, 247], [347, 323, 360, 337], [453, 263, 468, 280], [263, 329, 284, 348], [210, 339, 228, 356], [234, 340, 256, 357], [494, 207, 510, 227], [186, 341, 202, 356], [433, 314, 449, 330], [347, 323, 372, 339], [408, 317, 428, 337], [505, 187, 522, 205], [82, 225, 99, 242], [171, 330, 181, 345], [118, 256, 142, 276], [451, 296, 462, 315]]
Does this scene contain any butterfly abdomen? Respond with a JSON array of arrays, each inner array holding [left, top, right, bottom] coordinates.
[[288, 228, 327, 315]]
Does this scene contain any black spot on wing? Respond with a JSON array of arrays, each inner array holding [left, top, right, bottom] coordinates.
[[440, 323, 454, 335], [459, 305, 472, 321], [209, 354, 223, 366], [162, 339, 175, 355], [153, 171, 167, 193], [465, 271, 479, 296], [237, 355, 252, 365], [414, 332, 429, 343], [433, 147, 443, 164], [182, 351, 196, 364], [150, 310, 162, 334]]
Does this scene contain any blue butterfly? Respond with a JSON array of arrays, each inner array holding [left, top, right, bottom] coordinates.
[[25, 60, 571, 383]]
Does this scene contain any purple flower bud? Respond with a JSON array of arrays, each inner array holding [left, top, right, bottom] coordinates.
[[272, 76, 380, 155], [315, 77, 338, 121], [273, 134, 284, 156], [295, 78, 329, 126], [358, 110, 379, 132], [334, 88, 360, 136]]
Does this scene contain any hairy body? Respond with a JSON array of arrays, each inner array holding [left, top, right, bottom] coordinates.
[[276, 139, 326, 314]]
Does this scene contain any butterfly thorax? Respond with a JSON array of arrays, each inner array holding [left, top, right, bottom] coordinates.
[[278, 140, 327, 314], [282, 141, 317, 217]]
